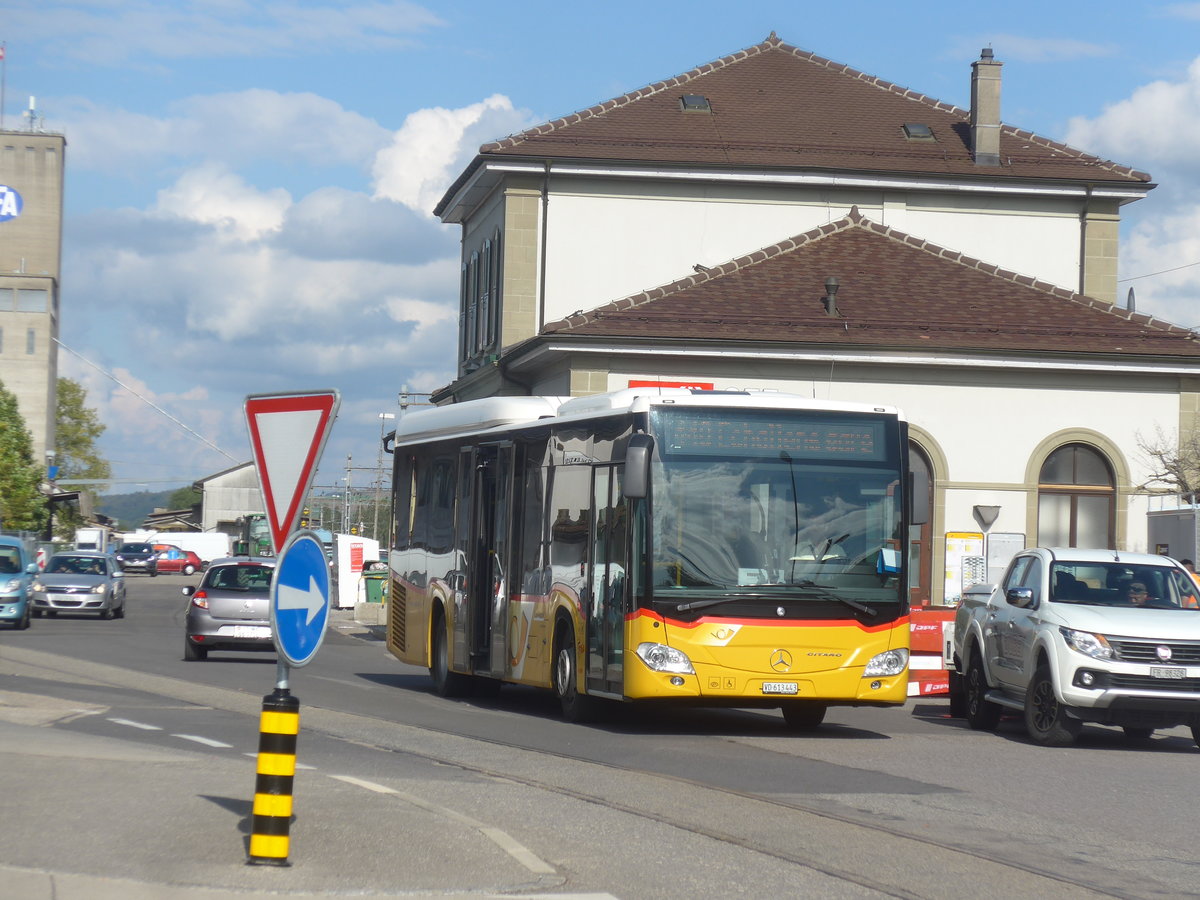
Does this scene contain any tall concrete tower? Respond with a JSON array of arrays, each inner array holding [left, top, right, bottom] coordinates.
[[0, 98, 64, 464]]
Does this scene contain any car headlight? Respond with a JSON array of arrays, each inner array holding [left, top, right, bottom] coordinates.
[[863, 648, 909, 677], [1060, 628, 1113, 660], [0, 577, 20, 592], [30, 580, 43, 592], [90, 584, 107, 594], [635, 642, 695, 674]]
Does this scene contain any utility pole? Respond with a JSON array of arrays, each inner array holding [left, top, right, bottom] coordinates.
[[374, 413, 395, 542]]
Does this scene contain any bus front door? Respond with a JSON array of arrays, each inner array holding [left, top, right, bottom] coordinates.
[[587, 466, 627, 695]]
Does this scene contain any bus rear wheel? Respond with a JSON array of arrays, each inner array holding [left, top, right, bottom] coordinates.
[[553, 621, 596, 722], [430, 608, 470, 698]]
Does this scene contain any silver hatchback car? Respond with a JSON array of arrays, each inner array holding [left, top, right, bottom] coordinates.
[[182, 557, 275, 661], [31, 551, 127, 619]]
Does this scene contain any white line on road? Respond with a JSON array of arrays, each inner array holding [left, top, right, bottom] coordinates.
[[242, 752, 316, 769], [107, 717, 162, 731], [171, 733, 233, 748], [330, 774, 557, 875]]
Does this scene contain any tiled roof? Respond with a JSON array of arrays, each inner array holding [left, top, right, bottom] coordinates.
[[480, 34, 1148, 184], [543, 208, 1200, 358]]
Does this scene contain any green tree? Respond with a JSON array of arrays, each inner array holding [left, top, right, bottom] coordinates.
[[54, 378, 111, 535], [0, 379, 47, 531], [167, 485, 201, 509]]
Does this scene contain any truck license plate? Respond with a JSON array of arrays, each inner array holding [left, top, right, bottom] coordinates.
[[762, 682, 799, 695], [1149, 667, 1186, 680]]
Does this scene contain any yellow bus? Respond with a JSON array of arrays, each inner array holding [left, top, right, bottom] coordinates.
[[384, 388, 926, 727]]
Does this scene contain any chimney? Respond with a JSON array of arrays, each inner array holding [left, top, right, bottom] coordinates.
[[970, 48, 1002, 166]]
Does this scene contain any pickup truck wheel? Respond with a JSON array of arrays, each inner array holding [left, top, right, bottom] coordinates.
[[1024, 665, 1081, 746], [964, 649, 1001, 731]]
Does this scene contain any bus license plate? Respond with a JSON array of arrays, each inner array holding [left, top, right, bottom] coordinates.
[[1150, 667, 1186, 680], [762, 682, 799, 695]]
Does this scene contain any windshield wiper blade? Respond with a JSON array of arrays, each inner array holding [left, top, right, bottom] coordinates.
[[674, 593, 774, 612], [793, 581, 878, 617]]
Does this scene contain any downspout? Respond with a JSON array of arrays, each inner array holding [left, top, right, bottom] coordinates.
[[1078, 184, 1093, 297], [539, 160, 550, 333]]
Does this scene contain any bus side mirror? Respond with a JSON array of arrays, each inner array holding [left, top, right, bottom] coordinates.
[[624, 434, 654, 499], [909, 470, 929, 525]]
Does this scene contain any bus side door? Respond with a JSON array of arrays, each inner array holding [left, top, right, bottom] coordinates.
[[587, 465, 627, 696]]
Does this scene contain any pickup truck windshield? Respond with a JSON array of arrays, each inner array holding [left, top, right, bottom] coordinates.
[[1051, 561, 1200, 609], [647, 407, 904, 613]]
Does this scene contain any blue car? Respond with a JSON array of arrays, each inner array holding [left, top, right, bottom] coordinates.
[[0, 537, 37, 630]]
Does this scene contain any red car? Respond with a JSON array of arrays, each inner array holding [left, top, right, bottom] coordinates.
[[154, 545, 204, 576]]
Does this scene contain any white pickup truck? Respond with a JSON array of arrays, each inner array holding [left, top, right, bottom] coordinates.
[[947, 547, 1200, 747]]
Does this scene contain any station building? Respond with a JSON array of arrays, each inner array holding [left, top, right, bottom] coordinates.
[[430, 34, 1200, 608], [0, 113, 64, 465]]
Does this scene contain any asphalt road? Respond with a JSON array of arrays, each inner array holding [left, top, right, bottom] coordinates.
[[2, 573, 1198, 899]]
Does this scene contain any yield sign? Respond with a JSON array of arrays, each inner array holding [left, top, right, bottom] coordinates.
[[244, 390, 340, 555]]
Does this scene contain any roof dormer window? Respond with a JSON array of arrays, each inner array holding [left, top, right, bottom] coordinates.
[[902, 122, 935, 141], [680, 94, 711, 113]]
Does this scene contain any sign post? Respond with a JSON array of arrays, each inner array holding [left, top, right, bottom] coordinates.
[[244, 390, 339, 867]]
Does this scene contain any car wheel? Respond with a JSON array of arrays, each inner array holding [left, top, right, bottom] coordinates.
[[429, 609, 469, 698], [1024, 664, 1081, 746], [964, 647, 1001, 731], [32, 608, 42, 618], [114, 602, 125, 620], [149, 569, 157, 577], [553, 619, 597, 722], [183, 564, 195, 576], [100, 606, 114, 620], [781, 701, 827, 730], [184, 639, 207, 661], [1191, 724, 1200, 750], [18, 605, 31, 629], [947, 669, 967, 718]]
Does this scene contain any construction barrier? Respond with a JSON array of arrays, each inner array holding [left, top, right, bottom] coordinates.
[[908, 607, 956, 697]]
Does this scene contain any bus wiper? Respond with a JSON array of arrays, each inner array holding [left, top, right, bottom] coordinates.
[[674, 593, 774, 612], [793, 581, 878, 617]]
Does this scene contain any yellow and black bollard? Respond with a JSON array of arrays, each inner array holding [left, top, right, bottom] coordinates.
[[247, 687, 299, 865]]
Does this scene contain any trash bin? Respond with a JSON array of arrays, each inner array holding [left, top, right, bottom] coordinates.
[[363, 571, 388, 603]]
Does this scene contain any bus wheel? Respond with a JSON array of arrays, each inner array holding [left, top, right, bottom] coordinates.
[[430, 608, 469, 698], [553, 621, 596, 722], [781, 701, 826, 730]]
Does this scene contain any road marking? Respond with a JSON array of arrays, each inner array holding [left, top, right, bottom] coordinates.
[[107, 717, 162, 731], [330, 774, 556, 875], [172, 733, 233, 748]]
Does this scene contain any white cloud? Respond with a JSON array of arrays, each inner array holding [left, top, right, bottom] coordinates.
[[1064, 56, 1200, 329], [60, 90, 392, 176], [5, 0, 444, 65], [154, 164, 291, 241], [372, 94, 535, 214]]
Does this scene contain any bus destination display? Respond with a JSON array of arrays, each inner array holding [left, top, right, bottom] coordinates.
[[655, 410, 886, 460]]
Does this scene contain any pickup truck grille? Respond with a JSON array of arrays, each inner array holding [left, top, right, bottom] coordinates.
[[1108, 673, 1200, 692], [1109, 639, 1200, 665]]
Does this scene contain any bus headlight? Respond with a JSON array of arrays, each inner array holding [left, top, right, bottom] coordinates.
[[636, 642, 695, 674], [863, 648, 909, 677]]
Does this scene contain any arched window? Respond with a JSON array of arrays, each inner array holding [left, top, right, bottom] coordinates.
[[1037, 444, 1114, 548]]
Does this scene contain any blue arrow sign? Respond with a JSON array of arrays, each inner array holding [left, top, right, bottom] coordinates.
[[271, 531, 331, 668]]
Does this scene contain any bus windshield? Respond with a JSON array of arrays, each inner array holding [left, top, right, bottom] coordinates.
[[648, 407, 904, 610]]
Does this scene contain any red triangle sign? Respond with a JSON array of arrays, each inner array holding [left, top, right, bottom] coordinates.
[[244, 390, 340, 555]]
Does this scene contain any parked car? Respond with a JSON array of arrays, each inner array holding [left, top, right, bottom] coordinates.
[[182, 557, 275, 661], [949, 547, 1200, 747], [31, 551, 126, 619], [154, 545, 204, 576], [0, 536, 37, 629], [115, 542, 158, 576]]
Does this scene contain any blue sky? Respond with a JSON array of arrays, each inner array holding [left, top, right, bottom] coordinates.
[[3, 0, 1200, 493]]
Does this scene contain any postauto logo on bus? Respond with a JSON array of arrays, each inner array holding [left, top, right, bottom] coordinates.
[[0, 186, 23, 222]]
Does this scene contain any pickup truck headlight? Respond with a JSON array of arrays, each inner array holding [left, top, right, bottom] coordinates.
[[1060, 628, 1113, 660], [863, 648, 909, 677], [635, 642, 695, 674]]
